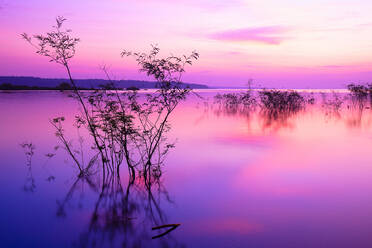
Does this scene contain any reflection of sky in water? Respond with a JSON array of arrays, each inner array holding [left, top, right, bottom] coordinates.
[[1, 90, 372, 247]]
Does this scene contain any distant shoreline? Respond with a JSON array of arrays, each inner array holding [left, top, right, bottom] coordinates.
[[0, 88, 350, 94], [0, 76, 355, 91], [0, 76, 209, 90]]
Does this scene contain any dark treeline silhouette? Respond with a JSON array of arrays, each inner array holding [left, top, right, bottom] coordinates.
[[0, 76, 208, 90], [0, 82, 88, 91]]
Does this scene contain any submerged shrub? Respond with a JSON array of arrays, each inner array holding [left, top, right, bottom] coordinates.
[[347, 83, 371, 110], [321, 92, 344, 119], [214, 89, 257, 116], [256, 90, 306, 129], [259, 90, 305, 114], [23, 17, 199, 185], [347, 84, 368, 99]]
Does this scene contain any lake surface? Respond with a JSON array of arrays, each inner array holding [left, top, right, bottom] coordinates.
[[1, 90, 372, 247]]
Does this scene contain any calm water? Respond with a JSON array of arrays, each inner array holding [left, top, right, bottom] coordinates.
[[1, 90, 372, 247]]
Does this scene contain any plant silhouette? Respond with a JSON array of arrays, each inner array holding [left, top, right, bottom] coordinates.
[[23, 17, 199, 185]]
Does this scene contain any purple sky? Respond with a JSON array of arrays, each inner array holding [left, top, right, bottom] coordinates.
[[1, 0, 372, 88]]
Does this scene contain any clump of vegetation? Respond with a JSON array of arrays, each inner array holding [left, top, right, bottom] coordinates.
[[23, 17, 199, 185], [214, 93, 241, 115], [256, 90, 306, 130], [321, 92, 344, 118], [259, 90, 305, 114], [214, 93, 239, 106], [347, 84, 369, 98], [0, 82, 79, 91], [347, 83, 370, 110], [214, 88, 257, 116], [240, 91, 257, 107], [212, 88, 311, 130]]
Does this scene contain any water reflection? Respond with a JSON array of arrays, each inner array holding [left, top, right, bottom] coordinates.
[[6, 90, 372, 247], [48, 108, 184, 247], [321, 92, 344, 120], [213, 92, 256, 118], [17, 90, 185, 247], [211, 90, 309, 132], [210, 90, 372, 132], [20, 142, 36, 192], [56, 173, 182, 248]]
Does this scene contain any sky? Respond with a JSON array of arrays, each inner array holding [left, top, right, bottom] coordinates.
[[1, 0, 372, 88]]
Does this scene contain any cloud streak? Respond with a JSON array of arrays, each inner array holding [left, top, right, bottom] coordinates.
[[126, 0, 244, 11], [208, 26, 288, 45]]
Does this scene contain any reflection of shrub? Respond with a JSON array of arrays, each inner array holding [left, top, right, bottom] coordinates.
[[323, 92, 343, 111], [214, 91, 256, 107], [347, 84, 369, 110], [213, 89, 309, 122], [214, 93, 239, 106], [214, 90, 257, 116], [257, 90, 306, 129], [259, 90, 305, 114]]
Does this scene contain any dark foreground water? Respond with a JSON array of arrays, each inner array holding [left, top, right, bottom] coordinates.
[[1, 90, 372, 248]]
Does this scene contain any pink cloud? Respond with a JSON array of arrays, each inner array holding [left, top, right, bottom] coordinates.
[[133, 0, 244, 11], [184, 0, 244, 10], [208, 26, 288, 45]]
